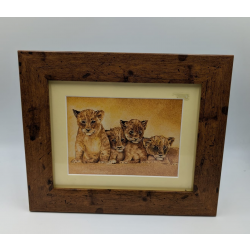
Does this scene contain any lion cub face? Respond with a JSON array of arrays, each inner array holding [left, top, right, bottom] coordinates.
[[120, 119, 148, 143], [106, 127, 127, 152], [143, 136, 175, 161], [73, 109, 104, 136]]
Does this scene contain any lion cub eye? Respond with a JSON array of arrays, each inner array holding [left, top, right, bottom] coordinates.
[[112, 139, 116, 142], [154, 146, 158, 150], [129, 131, 133, 135], [163, 146, 167, 150], [91, 120, 96, 124], [121, 138, 125, 142], [81, 120, 86, 124], [139, 130, 142, 134]]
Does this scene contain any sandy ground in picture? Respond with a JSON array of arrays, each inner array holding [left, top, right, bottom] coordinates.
[[68, 157, 178, 176]]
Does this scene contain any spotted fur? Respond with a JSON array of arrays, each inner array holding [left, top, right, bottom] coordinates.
[[120, 119, 148, 163], [166, 147, 179, 165], [143, 136, 176, 164], [106, 127, 127, 164], [71, 109, 110, 163]]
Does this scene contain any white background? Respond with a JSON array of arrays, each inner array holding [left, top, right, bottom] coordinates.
[[0, 18, 250, 233]]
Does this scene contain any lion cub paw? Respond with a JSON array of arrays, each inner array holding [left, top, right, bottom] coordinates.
[[108, 159, 117, 164], [98, 160, 108, 164], [71, 158, 82, 163], [141, 160, 151, 164], [120, 161, 129, 164]]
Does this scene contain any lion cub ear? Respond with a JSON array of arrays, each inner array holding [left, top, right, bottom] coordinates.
[[105, 130, 112, 137], [73, 109, 80, 118], [141, 120, 148, 130], [95, 110, 104, 121], [167, 137, 175, 146], [143, 138, 151, 147], [120, 120, 128, 129]]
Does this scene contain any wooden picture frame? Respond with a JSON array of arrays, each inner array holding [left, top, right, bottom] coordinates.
[[18, 51, 233, 216]]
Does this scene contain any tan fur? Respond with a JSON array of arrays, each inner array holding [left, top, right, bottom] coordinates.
[[71, 109, 110, 163], [167, 147, 179, 165], [106, 127, 127, 164], [120, 119, 148, 163], [143, 136, 177, 164]]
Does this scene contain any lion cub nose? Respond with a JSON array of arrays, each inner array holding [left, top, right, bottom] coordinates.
[[117, 146, 122, 149], [86, 128, 91, 132]]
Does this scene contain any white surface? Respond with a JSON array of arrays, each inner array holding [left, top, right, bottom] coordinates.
[[0, 18, 250, 233]]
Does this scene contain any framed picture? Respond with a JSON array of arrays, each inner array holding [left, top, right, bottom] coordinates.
[[18, 51, 233, 215]]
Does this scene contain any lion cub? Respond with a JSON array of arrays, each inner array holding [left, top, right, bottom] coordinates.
[[106, 127, 127, 164], [71, 109, 110, 164], [120, 119, 148, 164], [143, 136, 177, 164]]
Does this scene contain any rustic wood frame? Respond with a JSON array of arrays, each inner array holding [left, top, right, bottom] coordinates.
[[18, 51, 233, 216]]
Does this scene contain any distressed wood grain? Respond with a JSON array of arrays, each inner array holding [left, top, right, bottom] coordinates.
[[18, 51, 233, 216]]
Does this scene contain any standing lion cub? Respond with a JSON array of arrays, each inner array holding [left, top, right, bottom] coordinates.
[[71, 109, 110, 163]]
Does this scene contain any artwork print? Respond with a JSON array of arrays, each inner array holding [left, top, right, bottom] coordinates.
[[67, 97, 182, 177]]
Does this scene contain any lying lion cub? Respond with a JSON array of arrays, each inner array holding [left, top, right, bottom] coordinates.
[[106, 127, 127, 164], [143, 135, 178, 164], [119, 119, 148, 164], [71, 109, 110, 164]]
